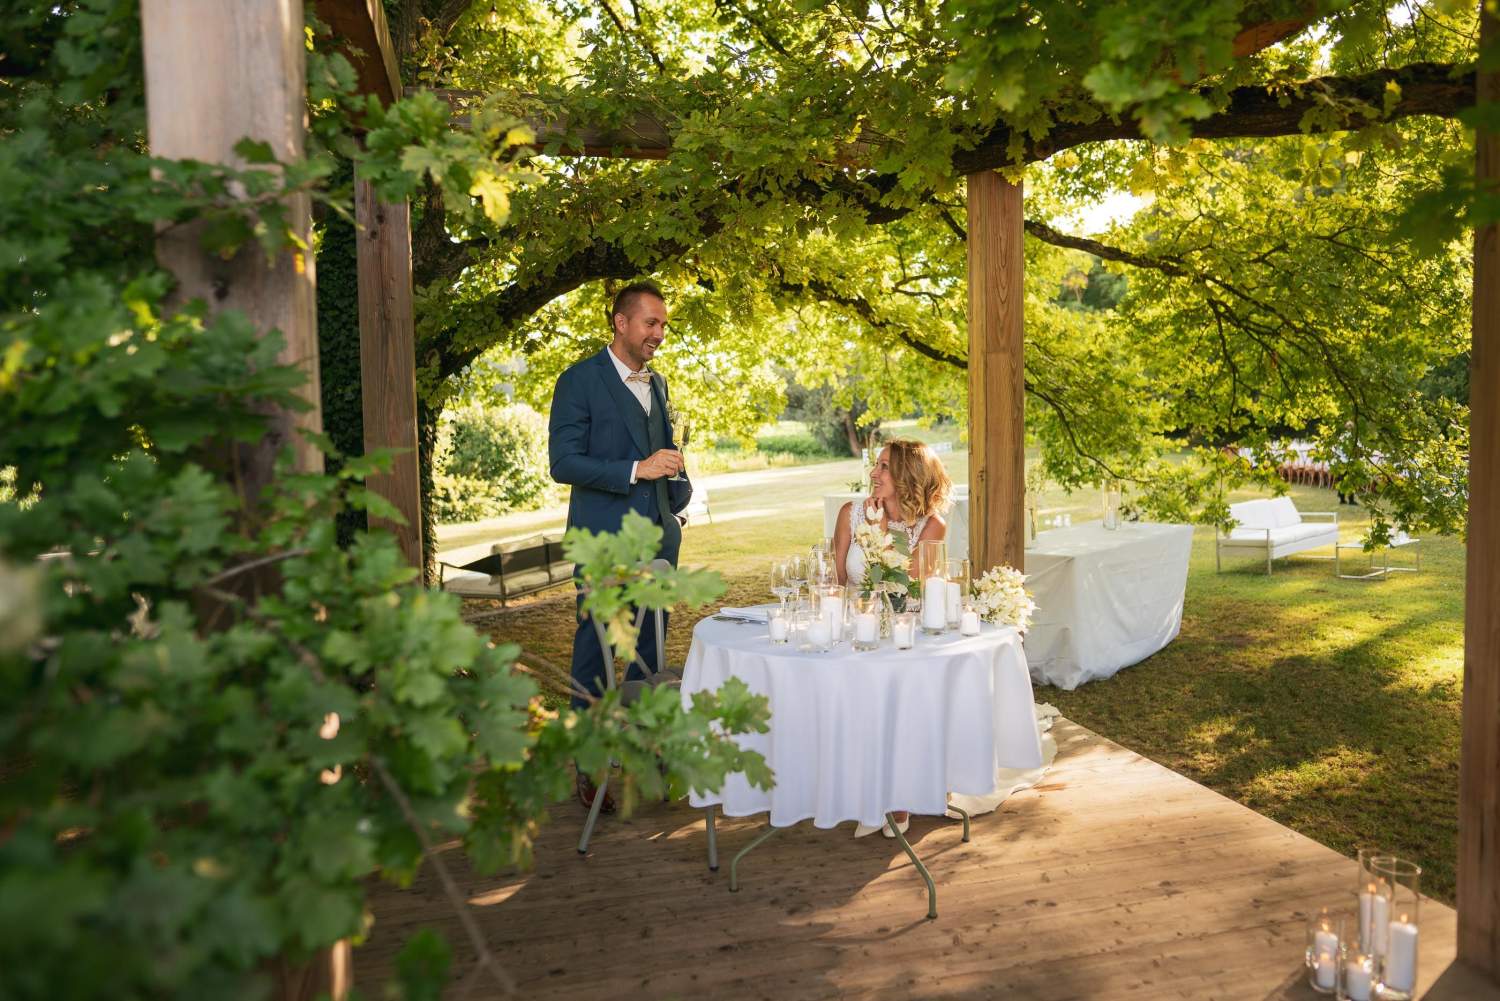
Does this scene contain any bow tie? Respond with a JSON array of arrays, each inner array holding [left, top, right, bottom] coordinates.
[[625, 372, 652, 384]]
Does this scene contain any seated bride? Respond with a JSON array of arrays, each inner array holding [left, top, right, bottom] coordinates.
[[830, 438, 953, 839]]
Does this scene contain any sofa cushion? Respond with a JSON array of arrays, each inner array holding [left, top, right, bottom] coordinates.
[[1229, 498, 1278, 531], [1225, 523, 1335, 546], [1268, 496, 1303, 528]]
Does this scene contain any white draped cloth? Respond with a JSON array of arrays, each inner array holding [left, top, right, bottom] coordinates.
[[682, 615, 1045, 829], [1022, 521, 1194, 690]]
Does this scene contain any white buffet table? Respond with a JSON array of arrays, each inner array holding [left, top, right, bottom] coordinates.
[[1022, 521, 1194, 690], [823, 488, 970, 562], [681, 613, 1042, 829]]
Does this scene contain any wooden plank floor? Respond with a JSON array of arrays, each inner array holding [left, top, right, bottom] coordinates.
[[356, 719, 1498, 1000]]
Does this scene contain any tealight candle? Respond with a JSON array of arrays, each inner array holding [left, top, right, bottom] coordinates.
[[892, 613, 915, 649], [960, 609, 981, 636], [768, 610, 789, 644], [921, 575, 946, 633], [854, 612, 878, 644], [1384, 915, 1418, 993], [1343, 953, 1372, 1001], [807, 615, 832, 649]]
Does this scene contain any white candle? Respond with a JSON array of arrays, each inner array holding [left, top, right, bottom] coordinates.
[[819, 594, 844, 640], [921, 576, 946, 631], [1384, 918, 1418, 992], [960, 610, 981, 636], [892, 620, 913, 647], [1313, 951, 1337, 990], [854, 612, 878, 643], [1344, 960, 1372, 1001], [1358, 888, 1376, 952], [807, 616, 832, 648], [944, 580, 961, 621], [1370, 893, 1390, 956], [768, 616, 788, 642]]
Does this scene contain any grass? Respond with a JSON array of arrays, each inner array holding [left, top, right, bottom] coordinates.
[[447, 441, 1465, 905]]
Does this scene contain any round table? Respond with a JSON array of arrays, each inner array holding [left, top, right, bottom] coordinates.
[[682, 613, 1043, 829]]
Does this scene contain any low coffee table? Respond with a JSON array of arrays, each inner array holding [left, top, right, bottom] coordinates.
[[1335, 535, 1421, 580]]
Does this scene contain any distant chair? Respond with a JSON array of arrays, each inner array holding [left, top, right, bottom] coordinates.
[[437, 534, 572, 604], [685, 484, 713, 524]]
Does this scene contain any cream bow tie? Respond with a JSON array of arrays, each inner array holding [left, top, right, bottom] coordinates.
[[624, 372, 652, 384]]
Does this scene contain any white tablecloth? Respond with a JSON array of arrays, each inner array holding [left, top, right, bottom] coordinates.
[[1022, 521, 1194, 691], [822, 489, 970, 561], [682, 615, 1042, 829]]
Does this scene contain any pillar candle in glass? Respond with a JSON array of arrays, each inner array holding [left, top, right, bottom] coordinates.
[[944, 558, 969, 628], [1339, 949, 1373, 1001], [892, 611, 916, 650], [1306, 908, 1343, 995], [1355, 851, 1393, 957], [959, 597, 983, 636], [767, 606, 790, 645], [1371, 858, 1421, 1000], [817, 584, 846, 643], [851, 593, 881, 651]]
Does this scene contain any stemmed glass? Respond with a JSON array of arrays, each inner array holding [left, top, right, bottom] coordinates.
[[770, 560, 796, 609], [667, 406, 692, 483], [786, 555, 809, 602]]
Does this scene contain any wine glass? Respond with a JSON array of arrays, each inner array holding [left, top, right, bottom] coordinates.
[[770, 560, 795, 609], [668, 410, 692, 482], [787, 554, 808, 599]]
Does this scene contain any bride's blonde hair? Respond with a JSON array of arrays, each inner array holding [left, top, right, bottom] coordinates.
[[881, 438, 953, 525]]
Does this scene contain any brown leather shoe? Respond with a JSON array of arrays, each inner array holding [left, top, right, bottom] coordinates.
[[576, 771, 616, 814]]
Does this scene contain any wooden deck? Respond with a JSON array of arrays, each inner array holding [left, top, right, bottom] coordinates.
[[356, 719, 1499, 1000]]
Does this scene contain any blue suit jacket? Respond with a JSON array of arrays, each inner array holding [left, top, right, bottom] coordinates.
[[548, 348, 691, 565]]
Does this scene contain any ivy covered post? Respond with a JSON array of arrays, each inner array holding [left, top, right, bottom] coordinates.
[[966, 170, 1026, 574], [140, 0, 322, 488]]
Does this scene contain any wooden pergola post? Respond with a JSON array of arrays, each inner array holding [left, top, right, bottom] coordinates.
[[355, 180, 424, 569], [1460, 3, 1500, 984], [966, 171, 1026, 574], [141, 0, 322, 485]]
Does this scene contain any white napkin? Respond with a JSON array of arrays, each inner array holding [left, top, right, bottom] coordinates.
[[717, 606, 770, 622]]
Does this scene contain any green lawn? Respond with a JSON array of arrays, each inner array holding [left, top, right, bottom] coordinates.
[[449, 445, 1466, 904]]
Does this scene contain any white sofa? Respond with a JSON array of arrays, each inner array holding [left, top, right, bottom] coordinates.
[[1216, 497, 1338, 574]]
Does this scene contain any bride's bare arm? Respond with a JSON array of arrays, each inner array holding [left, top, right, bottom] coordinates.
[[832, 501, 854, 586]]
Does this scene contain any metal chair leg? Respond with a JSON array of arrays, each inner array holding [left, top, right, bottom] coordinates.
[[577, 771, 610, 855], [886, 812, 937, 920], [705, 804, 719, 871], [949, 805, 971, 843], [729, 824, 779, 892]]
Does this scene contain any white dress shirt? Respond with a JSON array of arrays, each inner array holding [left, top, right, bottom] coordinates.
[[607, 345, 650, 483]]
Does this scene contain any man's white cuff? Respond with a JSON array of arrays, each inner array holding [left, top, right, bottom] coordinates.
[[629, 461, 639, 484]]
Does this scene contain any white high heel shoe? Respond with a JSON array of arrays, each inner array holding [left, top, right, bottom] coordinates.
[[882, 814, 910, 839]]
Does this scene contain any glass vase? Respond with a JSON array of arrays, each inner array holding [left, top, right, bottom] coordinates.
[[1371, 858, 1421, 999], [1306, 907, 1344, 995]]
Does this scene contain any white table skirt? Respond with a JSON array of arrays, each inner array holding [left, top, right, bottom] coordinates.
[[682, 615, 1042, 829], [823, 490, 970, 562], [1022, 521, 1194, 690]]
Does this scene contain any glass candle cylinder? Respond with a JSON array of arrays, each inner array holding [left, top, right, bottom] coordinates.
[[1339, 949, 1374, 1001], [817, 584, 846, 643], [1355, 850, 1392, 956], [959, 597, 983, 637], [1372, 858, 1421, 999], [850, 594, 881, 651], [767, 606, 790, 645], [945, 559, 969, 628], [1306, 908, 1343, 995], [799, 611, 833, 653], [892, 611, 916, 650]]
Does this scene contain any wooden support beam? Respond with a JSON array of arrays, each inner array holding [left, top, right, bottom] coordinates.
[[355, 179, 423, 570], [313, 0, 401, 108], [140, 0, 322, 490], [966, 171, 1025, 575], [1460, 5, 1500, 984]]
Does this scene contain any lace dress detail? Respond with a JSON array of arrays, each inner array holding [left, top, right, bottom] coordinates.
[[844, 497, 929, 588]]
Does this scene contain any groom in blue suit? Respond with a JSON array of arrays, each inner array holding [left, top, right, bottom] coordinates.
[[548, 281, 691, 810]]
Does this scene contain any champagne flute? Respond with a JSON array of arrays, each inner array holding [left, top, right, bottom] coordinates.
[[787, 554, 808, 602], [770, 560, 795, 609], [668, 409, 692, 483]]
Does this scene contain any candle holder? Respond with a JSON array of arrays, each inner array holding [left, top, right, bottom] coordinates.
[[1103, 480, 1122, 530], [944, 558, 969, 629], [850, 594, 881, 651], [1355, 850, 1392, 956], [892, 611, 916, 650], [1339, 947, 1374, 1001], [1371, 858, 1421, 999], [959, 596, 983, 636], [816, 584, 846, 644], [767, 606, 790, 646], [1306, 907, 1344, 995]]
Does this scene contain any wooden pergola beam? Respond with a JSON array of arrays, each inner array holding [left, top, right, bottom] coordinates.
[[314, 0, 402, 108], [1461, 5, 1500, 984]]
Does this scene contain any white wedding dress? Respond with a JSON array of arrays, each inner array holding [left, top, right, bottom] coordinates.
[[844, 497, 928, 588]]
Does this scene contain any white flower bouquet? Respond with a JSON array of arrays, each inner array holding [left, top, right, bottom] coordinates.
[[853, 504, 916, 597], [972, 564, 1036, 630]]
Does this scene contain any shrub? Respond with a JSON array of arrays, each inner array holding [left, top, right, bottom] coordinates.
[[434, 403, 553, 522]]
